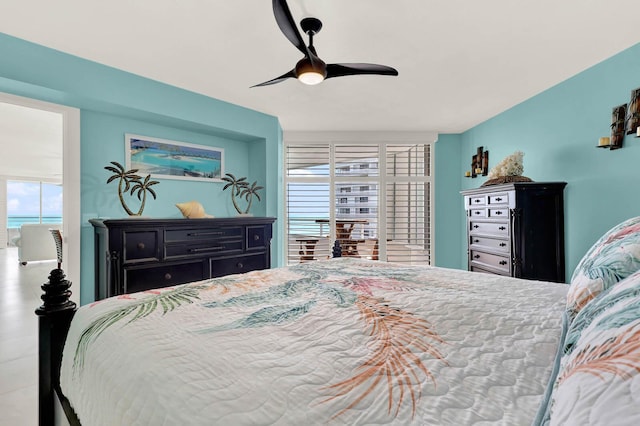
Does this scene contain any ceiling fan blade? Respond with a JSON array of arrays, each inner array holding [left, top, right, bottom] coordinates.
[[272, 0, 311, 58], [251, 70, 296, 88], [326, 63, 399, 79]]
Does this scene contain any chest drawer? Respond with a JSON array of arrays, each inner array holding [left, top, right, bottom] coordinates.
[[470, 250, 511, 274], [165, 240, 243, 259], [470, 236, 510, 253], [211, 254, 266, 277], [165, 226, 243, 242], [487, 207, 509, 218], [468, 196, 486, 207], [122, 230, 160, 263], [247, 225, 268, 249], [124, 260, 207, 294], [488, 193, 510, 205], [469, 208, 486, 218], [469, 221, 509, 236]]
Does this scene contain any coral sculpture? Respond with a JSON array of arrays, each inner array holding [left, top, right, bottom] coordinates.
[[482, 151, 532, 186]]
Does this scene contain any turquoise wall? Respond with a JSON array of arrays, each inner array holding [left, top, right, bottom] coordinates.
[[0, 33, 283, 304], [442, 42, 640, 279], [433, 134, 463, 269]]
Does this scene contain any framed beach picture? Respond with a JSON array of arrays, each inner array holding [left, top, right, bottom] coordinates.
[[125, 134, 224, 182]]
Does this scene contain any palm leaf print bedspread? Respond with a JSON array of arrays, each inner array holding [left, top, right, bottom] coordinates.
[[60, 258, 568, 425]]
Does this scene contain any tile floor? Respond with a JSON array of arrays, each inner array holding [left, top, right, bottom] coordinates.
[[0, 247, 56, 426]]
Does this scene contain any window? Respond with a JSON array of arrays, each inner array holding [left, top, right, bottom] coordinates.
[[7, 180, 63, 229], [285, 137, 433, 265]]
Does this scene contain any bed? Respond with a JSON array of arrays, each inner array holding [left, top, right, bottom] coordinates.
[[36, 218, 640, 425]]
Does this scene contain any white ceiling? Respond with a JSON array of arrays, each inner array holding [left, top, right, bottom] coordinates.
[[1, 0, 639, 135], [0, 102, 62, 181]]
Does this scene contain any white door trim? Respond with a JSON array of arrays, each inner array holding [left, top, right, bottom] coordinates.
[[0, 92, 81, 303]]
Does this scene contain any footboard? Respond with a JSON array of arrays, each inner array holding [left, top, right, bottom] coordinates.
[[35, 268, 78, 426]]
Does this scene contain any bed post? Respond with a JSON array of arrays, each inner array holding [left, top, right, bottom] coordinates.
[[332, 240, 342, 258], [35, 268, 77, 426]]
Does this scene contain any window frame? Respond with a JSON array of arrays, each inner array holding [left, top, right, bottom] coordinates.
[[284, 131, 437, 264]]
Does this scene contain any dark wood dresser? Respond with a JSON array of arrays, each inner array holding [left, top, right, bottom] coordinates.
[[461, 182, 566, 282], [90, 217, 276, 300]]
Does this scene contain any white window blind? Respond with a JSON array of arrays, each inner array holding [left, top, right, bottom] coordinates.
[[285, 140, 433, 266]]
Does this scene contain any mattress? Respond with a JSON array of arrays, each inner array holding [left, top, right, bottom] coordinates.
[[60, 258, 568, 425]]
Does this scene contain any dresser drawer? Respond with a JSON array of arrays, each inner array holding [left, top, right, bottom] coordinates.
[[122, 230, 160, 263], [469, 221, 509, 236], [124, 260, 207, 293], [469, 208, 486, 218], [470, 250, 510, 274], [487, 207, 509, 218], [468, 196, 486, 207], [165, 226, 243, 242], [211, 254, 266, 277], [247, 225, 268, 249], [165, 240, 243, 259], [487, 193, 509, 205], [469, 236, 510, 253]]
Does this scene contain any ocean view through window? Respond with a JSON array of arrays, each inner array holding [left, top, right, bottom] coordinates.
[[7, 181, 63, 228]]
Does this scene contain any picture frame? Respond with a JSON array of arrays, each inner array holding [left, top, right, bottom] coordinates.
[[125, 134, 224, 182]]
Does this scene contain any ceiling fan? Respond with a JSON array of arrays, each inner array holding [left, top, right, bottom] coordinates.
[[252, 0, 398, 87]]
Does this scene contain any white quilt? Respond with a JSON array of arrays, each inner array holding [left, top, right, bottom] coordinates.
[[60, 258, 568, 425]]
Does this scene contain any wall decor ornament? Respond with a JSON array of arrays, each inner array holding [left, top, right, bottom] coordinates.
[[465, 146, 489, 178], [221, 173, 263, 215], [610, 103, 627, 150], [176, 201, 214, 219], [125, 134, 224, 182], [481, 151, 532, 187], [105, 161, 159, 216], [625, 88, 640, 135]]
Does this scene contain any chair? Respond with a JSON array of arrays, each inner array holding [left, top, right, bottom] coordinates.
[[15, 223, 62, 265]]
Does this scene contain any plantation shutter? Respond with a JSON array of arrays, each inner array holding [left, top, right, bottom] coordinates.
[[285, 138, 433, 266]]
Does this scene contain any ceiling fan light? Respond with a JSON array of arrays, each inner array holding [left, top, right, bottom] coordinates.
[[298, 71, 325, 85], [295, 57, 326, 85]]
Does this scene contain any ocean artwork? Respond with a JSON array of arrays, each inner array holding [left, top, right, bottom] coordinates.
[[125, 134, 224, 182]]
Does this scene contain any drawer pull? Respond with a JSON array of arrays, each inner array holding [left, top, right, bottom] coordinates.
[[474, 211, 481, 215], [499, 242, 507, 247], [494, 211, 503, 215], [253, 235, 260, 241], [237, 262, 244, 269], [188, 246, 225, 253], [137, 242, 145, 250], [473, 225, 479, 229], [473, 254, 480, 259], [499, 260, 508, 266], [187, 231, 225, 237], [474, 239, 480, 243], [499, 226, 506, 230], [474, 199, 481, 203], [495, 197, 502, 201], [164, 273, 172, 280]]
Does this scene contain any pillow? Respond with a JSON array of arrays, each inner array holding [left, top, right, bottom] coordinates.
[[545, 271, 640, 425], [567, 216, 640, 318]]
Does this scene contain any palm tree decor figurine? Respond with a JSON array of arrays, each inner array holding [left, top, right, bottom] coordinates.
[[221, 173, 263, 216], [105, 161, 160, 216]]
